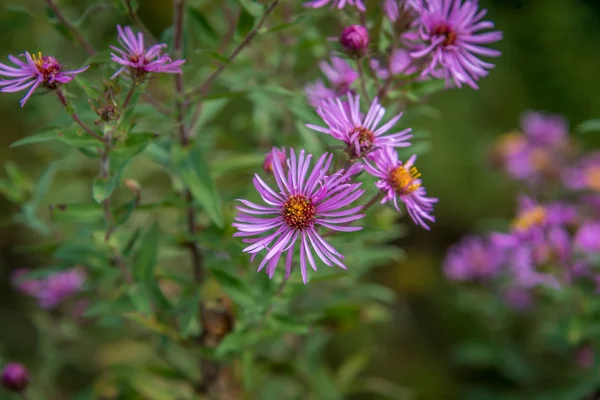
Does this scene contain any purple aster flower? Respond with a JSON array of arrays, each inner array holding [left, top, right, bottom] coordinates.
[[443, 236, 504, 281], [233, 148, 366, 283], [521, 110, 568, 147], [38, 268, 86, 309], [0, 52, 88, 107], [1, 363, 29, 393], [304, 0, 366, 11], [263, 147, 287, 174], [110, 25, 185, 79], [363, 148, 437, 229], [340, 25, 370, 55], [406, 0, 502, 89], [12, 268, 44, 296], [575, 222, 600, 254], [370, 48, 418, 79], [565, 152, 600, 193], [384, 0, 421, 22], [305, 56, 358, 107], [502, 288, 533, 311], [307, 92, 412, 159]]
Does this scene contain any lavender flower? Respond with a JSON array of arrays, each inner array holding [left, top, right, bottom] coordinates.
[[263, 147, 287, 174], [363, 148, 437, 229], [12, 268, 86, 309], [521, 111, 568, 147], [406, 0, 502, 89], [233, 148, 365, 283], [110, 25, 185, 79], [304, 0, 366, 11], [575, 222, 600, 254], [306, 56, 358, 107], [565, 152, 600, 193], [443, 236, 504, 281], [307, 93, 412, 158], [370, 48, 418, 79], [0, 52, 88, 107], [1, 363, 29, 392], [340, 25, 369, 55], [383, 0, 421, 22]]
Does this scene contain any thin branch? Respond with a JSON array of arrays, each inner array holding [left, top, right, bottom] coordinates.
[[55, 89, 104, 141], [121, 80, 138, 109], [356, 59, 370, 102], [125, 0, 157, 44], [363, 192, 384, 213], [186, 0, 280, 135], [173, 0, 188, 146], [45, 0, 95, 56]]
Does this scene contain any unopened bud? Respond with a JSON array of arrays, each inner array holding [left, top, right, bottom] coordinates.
[[1, 363, 29, 392], [340, 25, 369, 56]]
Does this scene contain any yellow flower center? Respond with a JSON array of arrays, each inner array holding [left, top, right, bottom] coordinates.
[[283, 194, 316, 230], [584, 165, 600, 192], [347, 126, 375, 158], [389, 165, 421, 195], [512, 206, 546, 231], [529, 148, 553, 172]]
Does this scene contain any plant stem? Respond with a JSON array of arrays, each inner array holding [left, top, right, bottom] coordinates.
[[45, 0, 96, 56], [356, 58, 370, 102], [377, 76, 393, 101], [121, 79, 138, 109], [125, 0, 157, 44], [55, 89, 104, 142], [363, 192, 384, 212], [173, 0, 188, 146]]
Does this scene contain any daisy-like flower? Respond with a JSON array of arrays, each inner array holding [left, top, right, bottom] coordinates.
[[565, 152, 600, 193], [263, 147, 286, 174], [370, 48, 418, 79], [443, 235, 504, 282], [307, 92, 412, 159], [0, 52, 88, 107], [304, 0, 366, 11], [521, 110, 568, 147], [406, 0, 502, 89], [364, 147, 437, 229], [233, 148, 366, 283], [110, 25, 185, 79], [305, 56, 358, 107]]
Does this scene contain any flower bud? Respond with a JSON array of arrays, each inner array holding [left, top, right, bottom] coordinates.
[[1, 363, 29, 392], [263, 147, 287, 174], [340, 25, 369, 56]]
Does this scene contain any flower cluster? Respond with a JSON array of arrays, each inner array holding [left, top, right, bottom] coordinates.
[[0, 25, 184, 106], [305, 56, 359, 107], [445, 110, 600, 309], [12, 268, 86, 309]]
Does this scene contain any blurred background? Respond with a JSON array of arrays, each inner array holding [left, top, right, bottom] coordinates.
[[1, 0, 600, 398]]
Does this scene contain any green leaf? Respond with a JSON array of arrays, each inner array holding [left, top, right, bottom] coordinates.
[[173, 145, 223, 227], [128, 283, 154, 315], [75, 76, 101, 99], [269, 314, 310, 334], [336, 351, 371, 390], [133, 223, 160, 282], [234, 0, 263, 16], [209, 267, 254, 306], [177, 291, 201, 338], [215, 328, 261, 358], [236, 8, 255, 38], [50, 203, 104, 224], [92, 157, 130, 204], [188, 98, 228, 132], [10, 130, 61, 148], [83, 50, 112, 66], [577, 119, 600, 134], [187, 8, 218, 44]]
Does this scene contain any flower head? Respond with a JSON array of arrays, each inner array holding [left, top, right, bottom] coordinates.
[[306, 56, 358, 107], [443, 236, 504, 281], [263, 147, 287, 174], [1, 363, 29, 393], [406, 0, 502, 89], [304, 0, 366, 11], [575, 222, 600, 254], [370, 48, 418, 79], [0, 52, 88, 107], [233, 148, 366, 283], [12, 268, 86, 309], [340, 25, 369, 55], [384, 0, 422, 22], [110, 25, 185, 79], [364, 148, 437, 229], [565, 152, 600, 193], [521, 111, 568, 147], [307, 93, 412, 159]]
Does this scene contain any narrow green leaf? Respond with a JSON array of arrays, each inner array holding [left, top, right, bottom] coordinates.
[[50, 203, 104, 224], [234, 0, 263, 16], [577, 119, 600, 134], [236, 8, 255, 38], [133, 222, 160, 282], [209, 267, 254, 306], [92, 159, 130, 203], [269, 314, 310, 334], [187, 8, 218, 43], [128, 284, 153, 315], [10, 130, 60, 148], [173, 145, 223, 227]]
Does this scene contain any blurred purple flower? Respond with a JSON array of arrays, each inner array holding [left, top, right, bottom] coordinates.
[[502, 288, 533, 311], [305, 56, 358, 107], [0, 52, 88, 107], [443, 236, 504, 281], [405, 0, 502, 89], [383, 0, 421, 22], [12, 268, 44, 297], [521, 111, 569, 147], [1, 363, 29, 392], [575, 222, 600, 254], [307, 92, 412, 158], [575, 344, 595, 369], [370, 49, 418, 79], [565, 152, 600, 193], [305, 81, 336, 108], [233, 148, 365, 283], [304, 0, 366, 11], [340, 25, 369, 55], [12, 268, 86, 309], [263, 147, 287, 174], [364, 147, 437, 229], [111, 25, 185, 79]]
